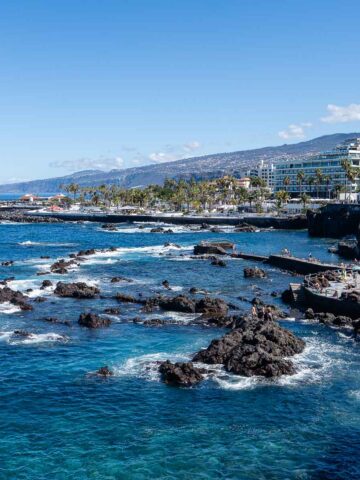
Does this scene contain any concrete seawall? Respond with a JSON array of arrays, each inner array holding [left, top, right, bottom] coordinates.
[[29, 212, 307, 229], [267, 255, 339, 275], [235, 252, 340, 275], [303, 286, 360, 318]]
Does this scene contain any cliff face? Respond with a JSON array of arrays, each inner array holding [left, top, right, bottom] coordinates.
[[307, 204, 360, 238]]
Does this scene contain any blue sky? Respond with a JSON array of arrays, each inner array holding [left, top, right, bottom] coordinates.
[[1, 0, 360, 183]]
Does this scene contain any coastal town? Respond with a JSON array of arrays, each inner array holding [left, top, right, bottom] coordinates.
[[3, 137, 360, 218]]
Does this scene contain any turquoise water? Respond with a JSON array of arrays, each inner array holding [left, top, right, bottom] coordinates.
[[0, 221, 359, 479]]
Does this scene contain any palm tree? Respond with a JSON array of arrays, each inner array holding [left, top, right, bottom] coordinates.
[[282, 176, 291, 194], [344, 164, 358, 202], [300, 192, 310, 210], [315, 168, 323, 199], [333, 184, 342, 201], [341, 159, 353, 201], [296, 170, 305, 196], [275, 190, 290, 212], [63, 183, 80, 202], [234, 187, 249, 206], [307, 176, 315, 197], [323, 175, 331, 199]]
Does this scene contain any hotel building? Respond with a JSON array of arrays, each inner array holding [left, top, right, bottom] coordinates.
[[274, 138, 360, 197]]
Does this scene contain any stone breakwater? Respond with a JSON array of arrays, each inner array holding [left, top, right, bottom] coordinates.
[[29, 211, 307, 229]]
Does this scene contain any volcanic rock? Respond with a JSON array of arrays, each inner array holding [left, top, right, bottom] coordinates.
[[40, 280, 53, 289], [211, 258, 227, 267], [95, 366, 114, 376], [78, 312, 111, 328], [54, 282, 100, 298], [104, 307, 120, 315], [115, 293, 138, 303], [159, 360, 204, 387], [193, 317, 305, 378], [0, 286, 32, 310], [244, 267, 267, 278]]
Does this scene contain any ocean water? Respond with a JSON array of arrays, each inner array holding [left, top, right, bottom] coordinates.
[[0, 221, 359, 479]]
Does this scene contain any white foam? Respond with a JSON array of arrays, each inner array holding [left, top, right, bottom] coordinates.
[[11, 332, 68, 345], [83, 257, 118, 265], [164, 311, 198, 324], [349, 390, 360, 400], [72, 276, 100, 286], [0, 302, 21, 314], [277, 338, 347, 387], [9, 278, 54, 298], [19, 241, 77, 247], [0, 221, 31, 225], [113, 352, 188, 381]]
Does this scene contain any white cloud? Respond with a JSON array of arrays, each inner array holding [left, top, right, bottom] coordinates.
[[1, 176, 30, 184], [183, 140, 201, 152], [148, 152, 183, 163], [50, 156, 124, 171], [149, 140, 202, 163], [321, 103, 360, 123], [278, 123, 312, 140]]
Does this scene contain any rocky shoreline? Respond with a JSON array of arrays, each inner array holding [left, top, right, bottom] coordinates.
[[0, 210, 64, 224], [1, 235, 359, 389]]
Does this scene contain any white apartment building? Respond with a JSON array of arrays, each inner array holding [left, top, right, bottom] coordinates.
[[274, 138, 360, 197], [248, 160, 276, 190]]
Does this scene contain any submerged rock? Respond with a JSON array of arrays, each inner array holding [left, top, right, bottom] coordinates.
[[193, 244, 227, 255], [54, 282, 100, 298], [43, 317, 71, 327], [159, 360, 204, 387], [244, 267, 267, 278], [234, 223, 257, 232], [33, 296, 47, 303], [40, 279, 53, 289], [211, 258, 227, 267], [95, 366, 114, 376], [110, 276, 132, 283], [162, 280, 171, 290], [143, 318, 168, 326], [78, 312, 111, 328], [101, 224, 118, 231], [164, 242, 181, 248], [115, 293, 138, 303], [104, 307, 120, 315], [77, 249, 96, 257], [1, 260, 14, 267]]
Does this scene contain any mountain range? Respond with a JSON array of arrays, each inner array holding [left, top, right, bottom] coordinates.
[[1, 133, 359, 194]]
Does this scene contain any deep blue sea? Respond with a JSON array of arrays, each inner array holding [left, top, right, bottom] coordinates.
[[0, 220, 359, 479]]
